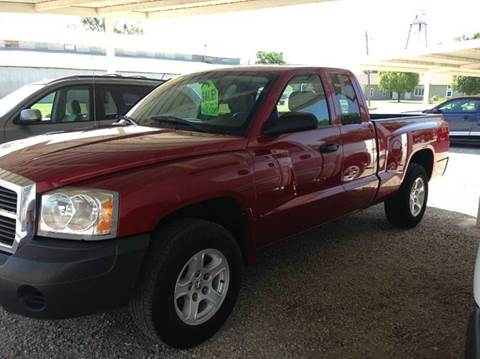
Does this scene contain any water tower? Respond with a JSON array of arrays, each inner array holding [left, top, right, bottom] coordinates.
[[405, 11, 428, 50]]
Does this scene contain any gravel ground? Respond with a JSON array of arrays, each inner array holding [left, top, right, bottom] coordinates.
[[1, 205, 478, 359], [1, 146, 479, 359]]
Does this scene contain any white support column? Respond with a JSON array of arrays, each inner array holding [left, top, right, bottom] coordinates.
[[105, 16, 116, 74], [423, 70, 431, 105]]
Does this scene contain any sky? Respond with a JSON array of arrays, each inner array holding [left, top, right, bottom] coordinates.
[[0, 0, 479, 66]]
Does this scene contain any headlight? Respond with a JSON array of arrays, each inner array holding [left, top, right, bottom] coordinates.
[[38, 188, 118, 240]]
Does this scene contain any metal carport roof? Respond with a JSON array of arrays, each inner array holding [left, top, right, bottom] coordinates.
[[0, 0, 334, 18], [360, 40, 480, 103], [361, 40, 480, 78]]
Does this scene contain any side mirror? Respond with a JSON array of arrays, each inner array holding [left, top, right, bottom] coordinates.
[[19, 109, 42, 124], [263, 112, 317, 136]]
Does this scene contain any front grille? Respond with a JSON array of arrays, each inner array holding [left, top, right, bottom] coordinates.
[[0, 216, 15, 246], [0, 186, 17, 213], [0, 169, 35, 253]]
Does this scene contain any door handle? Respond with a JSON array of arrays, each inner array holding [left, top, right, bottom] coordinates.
[[319, 143, 339, 153]]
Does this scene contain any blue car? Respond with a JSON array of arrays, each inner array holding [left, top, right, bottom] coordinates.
[[424, 97, 480, 143]]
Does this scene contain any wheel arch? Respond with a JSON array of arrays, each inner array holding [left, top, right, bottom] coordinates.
[[152, 196, 253, 264], [407, 147, 434, 180]]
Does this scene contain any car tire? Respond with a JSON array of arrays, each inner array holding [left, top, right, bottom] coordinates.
[[384, 163, 429, 228], [129, 218, 242, 349]]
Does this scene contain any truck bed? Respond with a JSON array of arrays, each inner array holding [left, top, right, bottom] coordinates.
[[368, 113, 449, 204]]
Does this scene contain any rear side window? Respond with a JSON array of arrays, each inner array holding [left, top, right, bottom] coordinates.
[[103, 90, 118, 117], [102, 85, 152, 119], [328, 73, 361, 125], [123, 91, 145, 108], [277, 74, 330, 126]]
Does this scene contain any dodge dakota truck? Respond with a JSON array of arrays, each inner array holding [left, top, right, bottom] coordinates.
[[0, 67, 449, 348]]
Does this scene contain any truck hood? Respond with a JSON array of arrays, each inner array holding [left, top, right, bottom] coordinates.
[[0, 126, 247, 192]]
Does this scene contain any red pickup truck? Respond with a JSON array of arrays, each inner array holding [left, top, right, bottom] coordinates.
[[0, 67, 448, 348]]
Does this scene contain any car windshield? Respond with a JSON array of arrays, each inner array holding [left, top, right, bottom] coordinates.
[[129, 71, 275, 135], [0, 84, 46, 117]]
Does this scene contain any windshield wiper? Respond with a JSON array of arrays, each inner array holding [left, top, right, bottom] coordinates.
[[112, 115, 138, 126], [149, 115, 206, 132]]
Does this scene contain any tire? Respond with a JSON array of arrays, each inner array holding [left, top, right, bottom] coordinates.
[[130, 218, 242, 349], [384, 163, 429, 228]]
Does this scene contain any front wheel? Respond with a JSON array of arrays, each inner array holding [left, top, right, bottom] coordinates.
[[130, 218, 242, 348], [384, 163, 429, 228]]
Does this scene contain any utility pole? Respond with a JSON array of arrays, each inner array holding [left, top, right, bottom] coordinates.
[[105, 16, 116, 74], [365, 30, 371, 108]]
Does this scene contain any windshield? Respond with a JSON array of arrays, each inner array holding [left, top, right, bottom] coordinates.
[[0, 84, 45, 117], [129, 71, 275, 135]]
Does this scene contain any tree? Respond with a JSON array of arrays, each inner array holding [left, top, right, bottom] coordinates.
[[454, 32, 480, 42], [452, 76, 480, 95], [378, 71, 420, 102], [80, 17, 144, 35], [255, 51, 286, 65]]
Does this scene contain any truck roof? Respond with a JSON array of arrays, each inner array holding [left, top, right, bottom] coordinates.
[[31, 74, 165, 87], [190, 65, 351, 74]]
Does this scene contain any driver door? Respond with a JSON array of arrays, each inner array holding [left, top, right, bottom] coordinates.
[[4, 85, 94, 142], [252, 72, 345, 247]]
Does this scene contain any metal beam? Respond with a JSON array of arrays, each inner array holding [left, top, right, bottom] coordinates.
[[460, 62, 480, 69], [98, 0, 232, 14], [360, 63, 480, 77], [1, 0, 334, 16], [415, 53, 480, 65], [0, 1, 98, 15], [147, 0, 333, 18], [35, 0, 91, 11]]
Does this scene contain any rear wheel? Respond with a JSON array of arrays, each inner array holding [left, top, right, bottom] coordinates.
[[384, 163, 429, 228], [130, 218, 242, 348]]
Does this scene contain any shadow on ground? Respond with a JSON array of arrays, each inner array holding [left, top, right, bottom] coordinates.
[[2, 205, 478, 359]]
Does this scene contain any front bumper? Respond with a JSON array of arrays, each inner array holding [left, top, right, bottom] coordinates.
[[0, 234, 149, 319], [466, 308, 480, 359]]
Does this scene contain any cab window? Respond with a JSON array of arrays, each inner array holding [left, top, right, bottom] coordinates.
[[276, 74, 330, 126], [328, 73, 361, 125]]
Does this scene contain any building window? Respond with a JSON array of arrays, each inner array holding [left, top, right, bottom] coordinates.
[[446, 85, 452, 97], [414, 87, 424, 96], [4, 40, 19, 48], [382, 89, 389, 97], [369, 87, 374, 97]]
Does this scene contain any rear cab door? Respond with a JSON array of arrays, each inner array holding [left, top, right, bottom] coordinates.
[[324, 69, 379, 211]]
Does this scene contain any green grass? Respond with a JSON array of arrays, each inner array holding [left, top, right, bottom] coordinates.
[[31, 103, 52, 119]]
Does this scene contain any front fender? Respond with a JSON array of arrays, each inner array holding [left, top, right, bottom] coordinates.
[[71, 151, 255, 238]]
